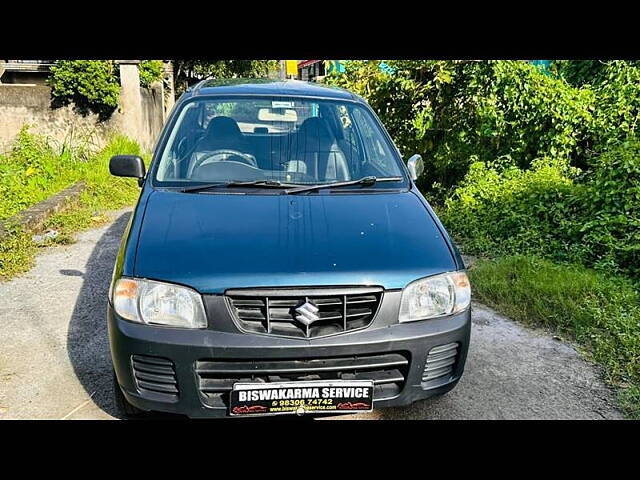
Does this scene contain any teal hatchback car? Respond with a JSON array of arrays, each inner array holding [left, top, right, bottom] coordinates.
[[108, 79, 471, 418]]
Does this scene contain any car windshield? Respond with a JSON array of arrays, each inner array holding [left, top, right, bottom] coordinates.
[[153, 96, 407, 190]]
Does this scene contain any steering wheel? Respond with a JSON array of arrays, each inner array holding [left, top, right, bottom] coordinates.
[[190, 150, 257, 174]]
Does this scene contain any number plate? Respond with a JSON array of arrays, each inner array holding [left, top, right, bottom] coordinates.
[[229, 380, 374, 416]]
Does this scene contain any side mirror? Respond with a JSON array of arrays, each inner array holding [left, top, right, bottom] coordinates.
[[109, 155, 146, 186], [407, 154, 424, 181]]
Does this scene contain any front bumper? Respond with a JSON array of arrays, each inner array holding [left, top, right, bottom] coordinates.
[[108, 291, 471, 418]]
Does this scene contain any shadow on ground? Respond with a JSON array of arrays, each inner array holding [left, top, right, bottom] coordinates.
[[66, 212, 133, 419], [66, 212, 131, 418]]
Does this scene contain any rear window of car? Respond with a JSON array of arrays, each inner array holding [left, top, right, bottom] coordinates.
[[201, 100, 317, 134]]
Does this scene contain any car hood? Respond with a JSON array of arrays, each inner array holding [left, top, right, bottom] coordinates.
[[134, 190, 455, 294]]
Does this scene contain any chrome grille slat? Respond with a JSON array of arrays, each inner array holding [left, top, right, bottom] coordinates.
[[425, 357, 456, 370], [427, 350, 458, 362], [422, 343, 459, 383], [227, 287, 383, 338]]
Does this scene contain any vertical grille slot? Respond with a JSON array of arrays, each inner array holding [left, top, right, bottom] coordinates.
[[131, 355, 179, 398], [422, 343, 459, 383], [226, 287, 383, 338]]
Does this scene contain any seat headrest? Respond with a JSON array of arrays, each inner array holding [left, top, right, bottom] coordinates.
[[297, 117, 332, 139], [206, 116, 242, 136], [295, 117, 337, 151], [199, 116, 245, 150]]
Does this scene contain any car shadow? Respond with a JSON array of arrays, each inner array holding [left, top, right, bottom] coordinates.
[[66, 211, 182, 419], [66, 212, 131, 419]]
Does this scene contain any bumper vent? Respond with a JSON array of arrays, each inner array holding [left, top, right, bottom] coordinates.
[[226, 287, 383, 338], [131, 355, 178, 399], [196, 352, 409, 408], [422, 343, 458, 383]]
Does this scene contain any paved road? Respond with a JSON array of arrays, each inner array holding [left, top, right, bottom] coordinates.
[[0, 209, 623, 420]]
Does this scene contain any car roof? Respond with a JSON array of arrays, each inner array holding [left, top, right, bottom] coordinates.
[[184, 78, 360, 102]]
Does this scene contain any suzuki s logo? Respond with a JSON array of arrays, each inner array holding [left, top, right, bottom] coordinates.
[[295, 302, 320, 326]]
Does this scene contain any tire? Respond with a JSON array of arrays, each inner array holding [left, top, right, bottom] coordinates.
[[113, 370, 146, 419]]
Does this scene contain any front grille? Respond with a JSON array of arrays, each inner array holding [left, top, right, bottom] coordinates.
[[422, 343, 459, 383], [226, 287, 383, 338], [196, 352, 409, 408], [131, 355, 178, 399]]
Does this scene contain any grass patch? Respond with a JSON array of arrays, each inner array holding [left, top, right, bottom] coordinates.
[[0, 128, 146, 281], [0, 224, 37, 279], [469, 255, 640, 418]]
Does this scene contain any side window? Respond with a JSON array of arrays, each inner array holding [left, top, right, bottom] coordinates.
[[334, 105, 362, 170], [352, 108, 398, 174]]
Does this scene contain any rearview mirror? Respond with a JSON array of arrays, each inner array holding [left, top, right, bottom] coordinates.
[[258, 108, 298, 122], [110, 155, 146, 186], [407, 154, 424, 181]]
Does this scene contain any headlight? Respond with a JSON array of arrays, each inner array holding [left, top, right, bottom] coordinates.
[[112, 278, 207, 329], [399, 271, 470, 322]]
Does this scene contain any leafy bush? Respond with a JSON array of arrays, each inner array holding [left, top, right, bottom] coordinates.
[[441, 158, 580, 258], [470, 255, 640, 418], [554, 59, 640, 88], [588, 61, 640, 151], [49, 60, 121, 119], [552, 60, 611, 87], [139, 60, 164, 88], [442, 138, 640, 280], [50, 60, 168, 116], [577, 139, 640, 277]]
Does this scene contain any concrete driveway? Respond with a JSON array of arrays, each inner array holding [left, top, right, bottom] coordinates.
[[0, 209, 623, 420]]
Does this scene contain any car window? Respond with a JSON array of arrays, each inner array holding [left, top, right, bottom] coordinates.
[[351, 108, 400, 175], [154, 96, 406, 188]]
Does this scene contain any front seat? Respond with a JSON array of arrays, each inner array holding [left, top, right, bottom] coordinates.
[[196, 116, 251, 153], [287, 117, 350, 182], [189, 116, 256, 174]]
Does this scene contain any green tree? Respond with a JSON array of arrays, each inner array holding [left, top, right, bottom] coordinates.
[[49, 60, 121, 120], [139, 60, 164, 88], [172, 60, 279, 94]]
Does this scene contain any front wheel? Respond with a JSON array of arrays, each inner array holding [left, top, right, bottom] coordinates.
[[113, 370, 146, 419]]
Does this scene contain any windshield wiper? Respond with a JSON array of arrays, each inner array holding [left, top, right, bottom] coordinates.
[[178, 180, 301, 193], [284, 176, 403, 195]]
